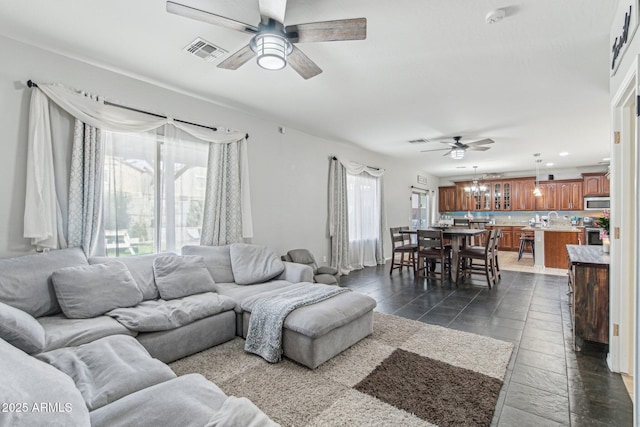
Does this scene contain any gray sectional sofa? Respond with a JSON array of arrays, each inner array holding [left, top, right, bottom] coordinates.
[[0, 243, 376, 426]]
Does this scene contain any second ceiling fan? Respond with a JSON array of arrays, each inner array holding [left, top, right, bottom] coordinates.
[[421, 136, 494, 159], [166, 0, 367, 79]]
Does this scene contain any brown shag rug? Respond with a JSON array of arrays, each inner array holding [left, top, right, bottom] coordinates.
[[170, 312, 513, 427]]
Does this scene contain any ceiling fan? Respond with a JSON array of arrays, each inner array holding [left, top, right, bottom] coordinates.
[[166, 0, 367, 79], [421, 136, 494, 159]]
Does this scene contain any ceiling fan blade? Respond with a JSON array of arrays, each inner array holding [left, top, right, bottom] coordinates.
[[217, 44, 256, 70], [166, 1, 258, 34], [467, 146, 491, 151], [465, 138, 495, 146], [287, 46, 322, 79], [442, 150, 454, 157], [420, 148, 450, 153], [286, 18, 366, 43], [258, 0, 287, 23]]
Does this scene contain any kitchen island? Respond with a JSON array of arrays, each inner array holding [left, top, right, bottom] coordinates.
[[520, 226, 582, 269]]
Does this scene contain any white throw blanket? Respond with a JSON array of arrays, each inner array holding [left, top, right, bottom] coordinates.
[[245, 284, 349, 363]]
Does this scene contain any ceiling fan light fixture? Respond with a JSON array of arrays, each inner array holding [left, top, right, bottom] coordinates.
[[251, 32, 292, 70], [451, 149, 465, 160]]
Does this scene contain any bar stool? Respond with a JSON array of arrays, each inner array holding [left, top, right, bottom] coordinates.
[[517, 231, 535, 261]]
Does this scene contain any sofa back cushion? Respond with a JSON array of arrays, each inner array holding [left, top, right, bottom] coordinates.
[[51, 262, 143, 319], [88, 254, 170, 301], [0, 337, 91, 427], [0, 247, 88, 318], [152, 255, 216, 300], [181, 245, 235, 283], [229, 243, 285, 285], [0, 301, 45, 354]]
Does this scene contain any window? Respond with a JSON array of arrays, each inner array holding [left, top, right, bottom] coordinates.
[[103, 127, 208, 256]]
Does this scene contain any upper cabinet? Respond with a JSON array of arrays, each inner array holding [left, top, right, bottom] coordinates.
[[491, 181, 512, 211], [535, 181, 557, 210], [438, 186, 456, 212], [512, 179, 537, 211], [558, 180, 583, 210], [582, 173, 609, 196]]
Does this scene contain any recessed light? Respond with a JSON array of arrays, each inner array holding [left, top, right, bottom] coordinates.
[[602, 157, 610, 161], [546, 162, 554, 167], [559, 151, 569, 157]]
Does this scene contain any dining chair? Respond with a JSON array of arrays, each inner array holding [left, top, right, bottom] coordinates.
[[493, 228, 502, 281], [457, 229, 497, 288], [416, 229, 448, 284], [389, 226, 417, 275], [453, 218, 471, 228]]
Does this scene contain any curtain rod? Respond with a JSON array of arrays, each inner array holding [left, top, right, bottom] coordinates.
[[27, 80, 249, 140], [331, 156, 381, 171]]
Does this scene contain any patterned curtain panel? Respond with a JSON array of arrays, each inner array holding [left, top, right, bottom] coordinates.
[[328, 158, 351, 275], [200, 140, 243, 246], [67, 115, 105, 257]]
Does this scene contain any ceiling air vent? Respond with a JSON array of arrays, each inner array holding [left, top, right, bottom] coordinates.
[[408, 138, 430, 144], [183, 38, 227, 62]]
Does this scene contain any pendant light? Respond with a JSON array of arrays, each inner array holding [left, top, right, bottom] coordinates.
[[533, 153, 542, 197]]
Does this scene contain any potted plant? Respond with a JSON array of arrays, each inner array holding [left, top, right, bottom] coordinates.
[[594, 209, 610, 253]]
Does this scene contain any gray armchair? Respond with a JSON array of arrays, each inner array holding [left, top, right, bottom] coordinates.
[[281, 249, 340, 285]]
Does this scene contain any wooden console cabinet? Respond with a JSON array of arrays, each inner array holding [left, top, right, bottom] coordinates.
[[566, 245, 610, 351]]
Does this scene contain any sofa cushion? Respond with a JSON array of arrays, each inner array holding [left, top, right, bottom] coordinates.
[[88, 254, 171, 300], [0, 337, 91, 427], [38, 314, 137, 352], [152, 255, 216, 300], [0, 247, 88, 317], [213, 280, 297, 313], [288, 249, 316, 266], [106, 293, 236, 332], [181, 245, 235, 283], [229, 243, 285, 285], [51, 262, 143, 319], [37, 335, 176, 411], [89, 374, 227, 427], [0, 301, 45, 354]]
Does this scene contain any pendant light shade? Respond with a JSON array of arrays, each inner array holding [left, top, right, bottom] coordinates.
[[251, 32, 292, 70], [451, 148, 465, 160]]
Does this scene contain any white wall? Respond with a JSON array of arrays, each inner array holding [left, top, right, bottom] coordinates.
[[0, 35, 438, 263]]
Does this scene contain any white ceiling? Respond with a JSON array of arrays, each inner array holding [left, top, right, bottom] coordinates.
[[0, 0, 617, 177]]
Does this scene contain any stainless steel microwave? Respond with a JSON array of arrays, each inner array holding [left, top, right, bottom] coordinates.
[[584, 196, 610, 210]]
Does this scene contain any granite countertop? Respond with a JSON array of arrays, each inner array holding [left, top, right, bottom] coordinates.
[[566, 244, 610, 265], [520, 226, 582, 232]]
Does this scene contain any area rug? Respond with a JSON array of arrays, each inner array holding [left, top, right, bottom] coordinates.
[[170, 312, 513, 427]]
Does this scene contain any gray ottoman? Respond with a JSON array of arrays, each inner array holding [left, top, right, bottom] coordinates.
[[241, 289, 376, 369]]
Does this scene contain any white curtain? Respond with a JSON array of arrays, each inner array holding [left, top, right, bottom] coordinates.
[[329, 157, 386, 274], [429, 190, 437, 227], [24, 83, 253, 251]]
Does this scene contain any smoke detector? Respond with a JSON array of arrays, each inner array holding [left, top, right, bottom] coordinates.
[[485, 9, 506, 24]]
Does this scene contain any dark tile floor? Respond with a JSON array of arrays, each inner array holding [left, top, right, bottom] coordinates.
[[340, 263, 633, 426]]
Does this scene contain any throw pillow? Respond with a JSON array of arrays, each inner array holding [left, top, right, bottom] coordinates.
[[0, 301, 46, 354], [229, 243, 285, 285], [152, 255, 216, 300], [181, 245, 235, 283], [51, 262, 143, 319]]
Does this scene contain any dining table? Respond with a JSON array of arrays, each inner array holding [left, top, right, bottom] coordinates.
[[400, 227, 488, 282]]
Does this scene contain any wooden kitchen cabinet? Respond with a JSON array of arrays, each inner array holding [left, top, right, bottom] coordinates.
[[438, 186, 456, 212], [512, 179, 537, 211], [558, 180, 583, 211], [487, 225, 516, 251], [455, 182, 473, 212], [491, 181, 512, 211], [567, 245, 609, 350], [582, 172, 609, 196], [535, 181, 557, 210], [544, 231, 581, 269]]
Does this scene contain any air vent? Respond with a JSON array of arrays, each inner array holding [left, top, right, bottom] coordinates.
[[408, 138, 430, 144], [482, 173, 502, 179], [183, 38, 227, 62]]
